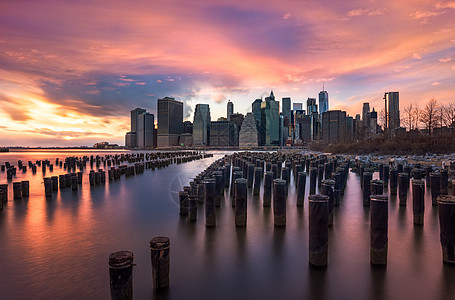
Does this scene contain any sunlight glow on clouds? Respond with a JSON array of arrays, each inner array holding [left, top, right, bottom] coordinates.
[[1, 0, 455, 146]]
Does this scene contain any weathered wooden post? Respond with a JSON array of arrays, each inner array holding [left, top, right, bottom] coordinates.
[[13, 182, 22, 200], [235, 178, 247, 227], [389, 169, 398, 195], [297, 172, 306, 207], [231, 171, 243, 207], [205, 179, 216, 227], [263, 171, 273, 207], [19, 180, 29, 198], [271, 164, 278, 179], [150, 236, 170, 290], [309, 194, 329, 268], [213, 173, 223, 206], [188, 195, 198, 222], [383, 165, 389, 189], [452, 180, 455, 196], [412, 180, 425, 225], [71, 175, 78, 191], [363, 172, 372, 207], [321, 180, 335, 226], [398, 173, 409, 206], [247, 163, 254, 188], [253, 167, 262, 195], [44, 178, 52, 197], [309, 167, 317, 195], [437, 195, 455, 264], [370, 194, 388, 266], [371, 180, 384, 195], [273, 179, 286, 226], [178, 191, 188, 216], [0, 184, 8, 203], [109, 250, 134, 300], [332, 172, 341, 206], [440, 169, 449, 195], [430, 172, 441, 206]]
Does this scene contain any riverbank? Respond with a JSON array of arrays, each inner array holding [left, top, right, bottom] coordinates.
[[311, 136, 455, 155]]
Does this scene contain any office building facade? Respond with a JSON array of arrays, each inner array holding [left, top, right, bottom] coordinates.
[[193, 104, 211, 146], [157, 97, 183, 147]]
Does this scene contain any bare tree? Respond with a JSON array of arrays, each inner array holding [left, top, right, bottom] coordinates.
[[443, 102, 455, 127], [419, 98, 439, 136], [413, 104, 420, 130], [402, 103, 414, 131]]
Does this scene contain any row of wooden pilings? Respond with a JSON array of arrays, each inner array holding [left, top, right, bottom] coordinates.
[[108, 236, 170, 299], [0, 152, 212, 208], [176, 151, 349, 269], [354, 158, 455, 265], [174, 152, 455, 269]]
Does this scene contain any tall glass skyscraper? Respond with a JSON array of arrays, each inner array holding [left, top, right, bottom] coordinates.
[[157, 97, 183, 147], [193, 104, 211, 146], [261, 91, 280, 146], [227, 100, 233, 121], [137, 112, 154, 148], [252, 99, 263, 145], [319, 89, 329, 114], [384, 91, 400, 138]]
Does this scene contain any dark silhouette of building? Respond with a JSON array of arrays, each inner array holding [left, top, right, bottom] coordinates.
[[210, 121, 237, 147], [157, 97, 183, 147]]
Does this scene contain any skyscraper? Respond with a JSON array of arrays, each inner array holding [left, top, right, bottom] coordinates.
[[319, 86, 329, 114], [252, 99, 263, 144], [227, 100, 233, 121], [384, 92, 400, 138], [322, 110, 346, 144], [137, 112, 154, 148], [193, 104, 211, 146], [282, 97, 291, 123], [157, 97, 183, 147], [210, 120, 237, 147], [293, 103, 303, 111], [307, 98, 318, 115], [261, 91, 280, 146], [131, 108, 146, 133]]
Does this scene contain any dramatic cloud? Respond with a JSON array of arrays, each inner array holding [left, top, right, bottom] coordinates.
[[1, 0, 455, 146]]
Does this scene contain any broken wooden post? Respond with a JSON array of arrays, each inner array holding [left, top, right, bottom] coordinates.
[[273, 179, 286, 226], [205, 179, 216, 227], [150, 236, 170, 290], [412, 180, 425, 225], [109, 250, 134, 300], [309, 194, 329, 268], [263, 172, 273, 207], [235, 178, 247, 227], [297, 172, 306, 207], [370, 194, 388, 266], [398, 173, 409, 206]]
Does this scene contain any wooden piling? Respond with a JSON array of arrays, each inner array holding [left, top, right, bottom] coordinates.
[[437, 195, 455, 264], [412, 180, 425, 225], [205, 179, 216, 227], [430, 172, 441, 206], [370, 194, 388, 266], [234, 178, 247, 227], [398, 173, 409, 206], [297, 172, 306, 207], [109, 250, 134, 300], [150, 237, 170, 290], [13, 182, 22, 200], [263, 172, 273, 207], [309, 194, 329, 268], [273, 179, 286, 227]]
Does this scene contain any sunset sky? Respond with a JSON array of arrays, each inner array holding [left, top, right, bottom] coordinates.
[[1, 0, 455, 146]]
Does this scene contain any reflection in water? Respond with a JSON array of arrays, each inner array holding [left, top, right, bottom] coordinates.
[[0, 150, 455, 299], [308, 267, 327, 300], [370, 267, 387, 300]]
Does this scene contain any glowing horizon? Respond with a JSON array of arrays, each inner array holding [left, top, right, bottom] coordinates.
[[1, 0, 455, 146]]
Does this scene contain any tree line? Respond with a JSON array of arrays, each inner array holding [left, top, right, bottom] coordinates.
[[379, 98, 455, 136]]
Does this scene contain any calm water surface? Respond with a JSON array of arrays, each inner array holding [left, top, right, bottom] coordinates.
[[0, 149, 454, 300]]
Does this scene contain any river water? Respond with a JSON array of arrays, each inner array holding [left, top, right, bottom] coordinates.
[[0, 150, 454, 300]]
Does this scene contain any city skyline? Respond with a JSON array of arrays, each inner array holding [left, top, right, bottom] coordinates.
[[1, 0, 455, 146]]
